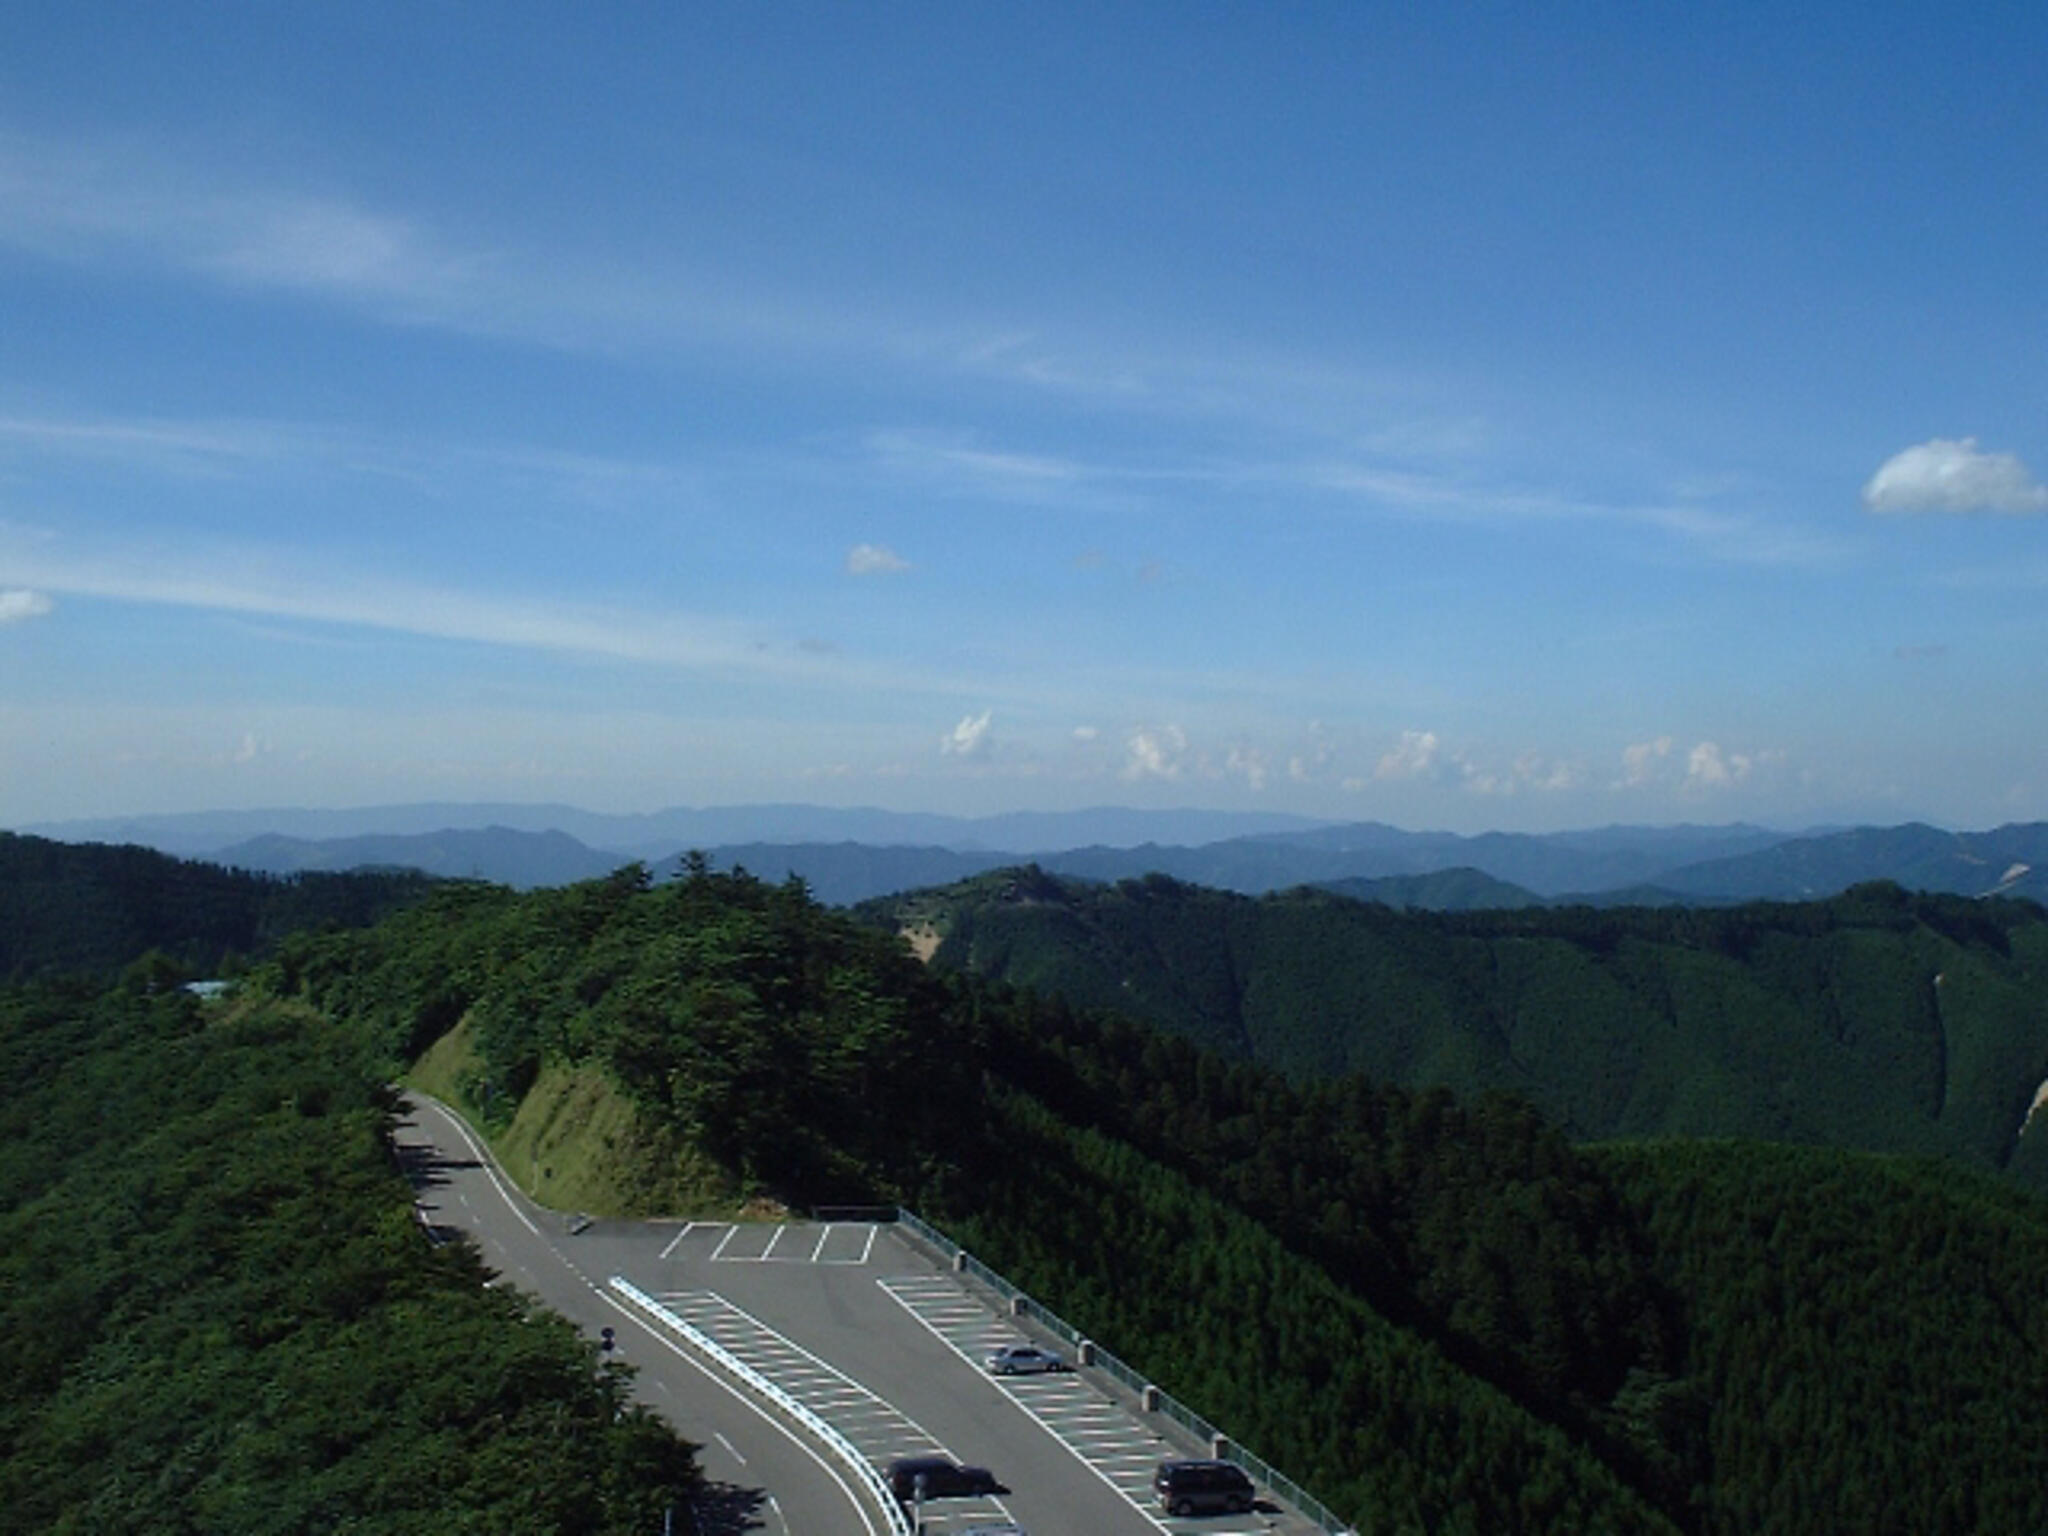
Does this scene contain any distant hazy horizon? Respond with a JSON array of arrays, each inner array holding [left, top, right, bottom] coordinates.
[[4, 7, 2043, 834]]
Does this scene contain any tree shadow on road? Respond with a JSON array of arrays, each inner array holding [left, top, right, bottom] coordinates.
[[693, 1481, 769, 1536]]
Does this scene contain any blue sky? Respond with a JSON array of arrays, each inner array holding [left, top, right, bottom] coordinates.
[[3, 3, 2044, 833]]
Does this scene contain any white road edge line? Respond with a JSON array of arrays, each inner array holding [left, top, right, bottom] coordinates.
[[603, 1281, 893, 1536], [411, 1094, 539, 1238]]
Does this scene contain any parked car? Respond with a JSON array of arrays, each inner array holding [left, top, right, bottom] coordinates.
[[888, 1454, 1002, 1502], [1153, 1459, 1256, 1516], [985, 1343, 1068, 1375]]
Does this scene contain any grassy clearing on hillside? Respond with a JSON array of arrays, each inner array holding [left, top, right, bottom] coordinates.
[[405, 1015, 743, 1218]]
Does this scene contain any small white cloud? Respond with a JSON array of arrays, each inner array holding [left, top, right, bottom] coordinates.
[[1374, 729, 1440, 782], [1685, 741, 1751, 790], [1122, 724, 1189, 781], [0, 589, 54, 624], [1226, 745, 1269, 792], [846, 543, 910, 575], [1071, 724, 1099, 742], [229, 731, 273, 765], [940, 709, 993, 757], [1620, 735, 1675, 786], [1863, 438, 2048, 516]]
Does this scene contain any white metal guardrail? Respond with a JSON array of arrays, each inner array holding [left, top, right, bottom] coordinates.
[[608, 1275, 914, 1536]]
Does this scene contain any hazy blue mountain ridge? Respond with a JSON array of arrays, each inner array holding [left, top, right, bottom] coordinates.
[[214, 828, 627, 889], [1654, 822, 2048, 903], [19, 803, 2048, 908]]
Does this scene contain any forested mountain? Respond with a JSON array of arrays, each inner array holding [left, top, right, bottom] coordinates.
[[0, 831, 435, 980], [259, 862, 2048, 1533], [859, 868, 2048, 1191], [663, 840, 1012, 905], [1319, 866, 1545, 910]]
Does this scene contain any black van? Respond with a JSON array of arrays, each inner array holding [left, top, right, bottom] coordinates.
[[888, 1455, 1001, 1503], [1153, 1459, 1256, 1516]]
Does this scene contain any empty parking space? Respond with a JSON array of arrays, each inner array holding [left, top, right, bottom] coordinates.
[[658, 1219, 882, 1265]]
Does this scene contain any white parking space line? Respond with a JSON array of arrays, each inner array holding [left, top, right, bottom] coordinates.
[[652, 1288, 1019, 1527], [878, 1277, 1188, 1536]]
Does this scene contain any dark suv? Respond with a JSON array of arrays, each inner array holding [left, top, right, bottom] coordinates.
[[1153, 1459, 1256, 1516], [888, 1455, 1001, 1503]]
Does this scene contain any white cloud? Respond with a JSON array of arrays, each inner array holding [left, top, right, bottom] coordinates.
[[1071, 725, 1099, 742], [1685, 741, 1756, 791], [1374, 729, 1441, 782], [1464, 751, 1582, 796], [846, 543, 910, 575], [940, 709, 993, 757], [1122, 724, 1189, 781], [0, 523, 938, 690], [1620, 735, 1675, 786], [1862, 438, 2048, 516], [1226, 745, 1269, 791], [0, 589, 54, 624]]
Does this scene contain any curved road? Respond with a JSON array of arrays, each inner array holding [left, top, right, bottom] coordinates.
[[395, 1095, 875, 1536]]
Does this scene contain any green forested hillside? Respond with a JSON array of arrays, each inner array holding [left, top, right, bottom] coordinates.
[[0, 972, 697, 1531], [862, 869, 2048, 1190], [273, 862, 2048, 1533], [0, 831, 435, 980]]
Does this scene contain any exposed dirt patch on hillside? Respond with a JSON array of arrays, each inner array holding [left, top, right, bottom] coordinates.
[[902, 922, 942, 963]]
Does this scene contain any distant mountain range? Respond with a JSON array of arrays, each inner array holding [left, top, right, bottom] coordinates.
[[23, 802, 1329, 863], [15, 803, 2048, 906]]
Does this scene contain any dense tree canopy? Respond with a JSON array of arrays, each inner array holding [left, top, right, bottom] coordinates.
[[0, 978, 698, 1532]]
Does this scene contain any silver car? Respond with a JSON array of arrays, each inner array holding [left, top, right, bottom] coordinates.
[[985, 1343, 1068, 1375]]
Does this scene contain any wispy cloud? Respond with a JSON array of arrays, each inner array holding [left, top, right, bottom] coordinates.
[[0, 130, 931, 363], [1863, 438, 2048, 516], [0, 588, 54, 624], [940, 709, 993, 757], [1374, 728, 1442, 782], [846, 542, 911, 575], [0, 523, 880, 685], [1305, 460, 1849, 566], [0, 409, 700, 514]]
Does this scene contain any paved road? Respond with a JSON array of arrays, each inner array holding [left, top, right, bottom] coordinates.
[[396, 1093, 1325, 1536], [396, 1096, 875, 1536]]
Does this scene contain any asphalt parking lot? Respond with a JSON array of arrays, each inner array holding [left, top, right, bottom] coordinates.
[[615, 1218, 1320, 1536]]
